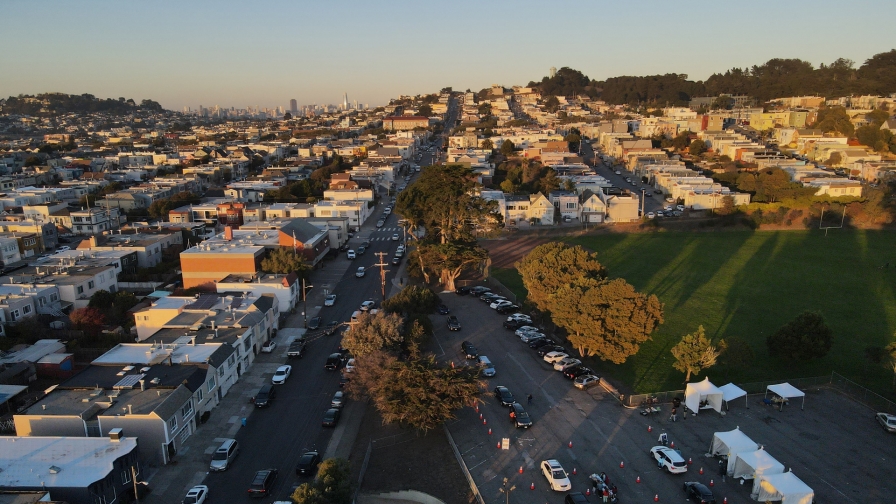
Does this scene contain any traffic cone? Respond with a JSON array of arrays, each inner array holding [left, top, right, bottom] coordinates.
[[572, 467, 577, 475], [530, 482, 535, 490], [688, 457, 692, 465], [710, 479, 714, 487], [636, 476, 641, 484], [488, 428, 492, 435], [568, 441, 573, 448], [699, 467, 704, 475], [519, 466, 524, 474], [654, 494, 659, 502], [620, 461, 625, 468]]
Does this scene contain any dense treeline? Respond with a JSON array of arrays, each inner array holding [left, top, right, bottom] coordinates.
[[1, 92, 164, 116], [528, 49, 896, 106]]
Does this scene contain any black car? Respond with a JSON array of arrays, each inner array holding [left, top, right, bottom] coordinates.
[[247, 468, 278, 497], [437, 304, 450, 315], [322, 408, 341, 427], [455, 286, 471, 296], [537, 345, 567, 357], [509, 402, 532, 428], [461, 341, 478, 359], [447, 315, 461, 331], [325, 353, 345, 370], [494, 386, 515, 406], [683, 481, 716, 504], [296, 451, 320, 476], [307, 316, 322, 330], [495, 304, 520, 314], [563, 366, 595, 380]]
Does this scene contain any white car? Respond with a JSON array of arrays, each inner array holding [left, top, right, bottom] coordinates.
[[261, 340, 277, 353], [182, 485, 209, 504], [554, 357, 582, 372], [543, 351, 569, 364], [360, 300, 376, 312], [271, 365, 292, 385], [345, 358, 356, 373], [491, 300, 514, 310], [392, 234, 400, 241], [324, 294, 336, 306], [355, 267, 366, 278], [650, 446, 688, 474], [540, 459, 571, 492]]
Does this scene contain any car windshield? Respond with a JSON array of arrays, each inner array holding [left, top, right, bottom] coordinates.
[[551, 469, 566, 479]]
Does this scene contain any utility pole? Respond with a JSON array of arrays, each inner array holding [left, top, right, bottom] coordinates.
[[374, 251, 389, 301]]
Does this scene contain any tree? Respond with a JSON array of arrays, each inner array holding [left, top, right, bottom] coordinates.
[[69, 307, 106, 334], [688, 139, 707, 157], [501, 139, 516, 156], [671, 326, 720, 381], [291, 458, 353, 504], [480, 139, 493, 150], [351, 352, 481, 432], [718, 337, 755, 373], [766, 311, 833, 361], [260, 246, 309, 278], [411, 242, 489, 292], [381, 285, 439, 315], [341, 311, 405, 357]]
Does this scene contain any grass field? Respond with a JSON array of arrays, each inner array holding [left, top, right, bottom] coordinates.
[[492, 229, 896, 395]]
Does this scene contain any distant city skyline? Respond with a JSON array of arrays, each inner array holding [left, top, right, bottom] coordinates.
[[2, 0, 894, 111]]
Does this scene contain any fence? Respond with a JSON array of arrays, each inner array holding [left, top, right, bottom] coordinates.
[[442, 425, 484, 504], [625, 372, 896, 415]]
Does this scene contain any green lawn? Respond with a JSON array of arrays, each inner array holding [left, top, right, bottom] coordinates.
[[492, 230, 896, 395]]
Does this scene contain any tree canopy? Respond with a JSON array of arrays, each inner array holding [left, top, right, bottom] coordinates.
[[766, 311, 833, 361], [517, 242, 663, 364]]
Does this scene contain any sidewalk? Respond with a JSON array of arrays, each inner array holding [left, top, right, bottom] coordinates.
[[143, 217, 406, 503]]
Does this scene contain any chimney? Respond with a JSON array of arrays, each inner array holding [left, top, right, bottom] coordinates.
[[224, 226, 233, 241], [108, 428, 123, 442]]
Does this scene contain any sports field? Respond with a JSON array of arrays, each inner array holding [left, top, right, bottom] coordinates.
[[491, 230, 896, 394]]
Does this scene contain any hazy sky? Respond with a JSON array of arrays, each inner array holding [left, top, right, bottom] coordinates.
[[3, 0, 895, 111]]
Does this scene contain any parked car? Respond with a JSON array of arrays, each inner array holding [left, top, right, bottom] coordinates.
[[574, 374, 602, 390], [876, 412, 896, 432], [509, 402, 532, 428], [494, 385, 515, 406], [540, 459, 571, 491], [347, 250, 356, 259], [182, 485, 208, 504], [324, 294, 337, 306], [271, 365, 292, 385], [296, 451, 321, 476], [563, 366, 594, 380], [554, 357, 582, 372], [307, 316, 322, 330], [447, 315, 461, 331], [322, 408, 341, 427], [543, 351, 569, 364], [650, 446, 688, 474], [683, 481, 716, 503], [260, 340, 277, 353], [461, 341, 478, 359], [355, 267, 366, 278], [436, 303, 450, 315], [247, 468, 278, 497]]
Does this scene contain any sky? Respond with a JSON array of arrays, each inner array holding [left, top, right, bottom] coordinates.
[[3, 0, 895, 111]]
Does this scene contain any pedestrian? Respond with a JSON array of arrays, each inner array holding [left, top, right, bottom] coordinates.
[[527, 394, 533, 405], [669, 407, 678, 422]]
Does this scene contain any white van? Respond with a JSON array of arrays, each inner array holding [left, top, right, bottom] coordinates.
[[478, 356, 496, 377]]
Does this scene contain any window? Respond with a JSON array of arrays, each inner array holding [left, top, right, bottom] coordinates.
[[207, 376, 216, 392], [23, 305, 32, 314], [167, 416, 177, 432], [181, 401, 193, 419], [77, 286, 84, 295]]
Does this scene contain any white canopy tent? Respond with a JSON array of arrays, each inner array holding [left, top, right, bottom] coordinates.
[[752, 471, 814, 504], [719, 382, 748, 410], [684, 377, 724, 414], [766, 382, 806, 410], [730, 448, 785, 480], [710, 427, 759, 464]]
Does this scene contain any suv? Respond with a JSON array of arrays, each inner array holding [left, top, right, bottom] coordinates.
[[247, 468, 278, 497], [209, 439, 239, 471], [254, 384, 275, 408], [461, 341, 478, 359]]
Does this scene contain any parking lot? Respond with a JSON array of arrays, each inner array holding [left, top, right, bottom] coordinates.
[[435, 291, 894, 504]]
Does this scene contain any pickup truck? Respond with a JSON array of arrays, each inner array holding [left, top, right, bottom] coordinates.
[[287, 340, 306, 359]]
